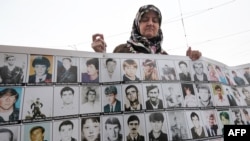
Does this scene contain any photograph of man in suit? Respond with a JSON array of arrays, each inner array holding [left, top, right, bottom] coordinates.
[[103, 85, 121, 113], [124, 85, 143, 111], [126, 115, 145, 141], [57, 57, 78, 83], [145, 84, 164, 110]]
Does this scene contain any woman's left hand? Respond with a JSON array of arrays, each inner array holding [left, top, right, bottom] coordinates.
[[186, 47, 202, 61]]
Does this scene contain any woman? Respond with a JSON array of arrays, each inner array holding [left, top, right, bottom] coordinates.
[[81, 117, 100, 141], [91, 4, 201, 60]]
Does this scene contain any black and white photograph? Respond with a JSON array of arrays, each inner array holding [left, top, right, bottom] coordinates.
[[145, 112, 169, 141], [0, 53, 27, 84], [122, 84, 144, 112], [140, 59, 160, 81], [142, 83, 164, 110], [242, 108, 250, 125], [0, 124, 20, 141], [56, 56, 79, 83], [157, 59, 177, 81], [22, 86, 53, 120], [22, 121, 52, 141], [167, 110, 190, 141], [81, 116, 101, 141], [80, 86, 102, 114], [194, 83, 214, 108], [102, 115, 124, 141], [100, 58, 121, 83], [121, 59, 141, 82], [162, 83, 183, 108], [53, 118, 79, 141], [185, 110, 207, 139], [0, 87, 23, 123], [124, 113, 146, 141], [53, 86, 79, 117], [181, 83, 198, 108], [102, 85, 122, 113], [230, 108, 246, 125], [238, 86, 250, 106], [191, 61, 208, 82], [200, 109, 222, 137], [81, 57, 100, 83], [27, 55, 54, 83], [175, 60, 191, 81]]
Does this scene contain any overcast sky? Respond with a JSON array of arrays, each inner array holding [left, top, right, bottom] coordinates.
[[0, 0, 250, 66]]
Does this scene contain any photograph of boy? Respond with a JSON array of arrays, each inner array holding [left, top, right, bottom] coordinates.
[[101, 58, 121, 82], [56, 56, 78, 83], [191, 61, 208, 82], [124, 114, 146, 141], [53, 119, 78, 141], [195, 83, 213, 107], [145, 112, 168, 141], [121, 59, 140, 82], [186, 111, 206, 139], [28, 55, 53, 83], [181, 83, 198, 107], [80, 86, 101, 114], [102, 85, 122, 113], [22, 122, 51, 141], [81, 116, 101, 141], [212, 84, 230, 107], [143, 83, 164, 110], [0, 125, 20, 141], [167, 111, 190, 141], [157, 59, 177, 81], [175, 60, 191, 81], [0, 53, 27, 84], [53, 86, 79, 117], [81, 58, 99, 83], [102, 115, 124, 141], [123, 84, 144, 111], [22, 87, 53, 120], [162, 83, 183, 108], [0, 87, 23, 123], [201, 110, 221, 137], [141, 59, 159, 81], [231, 108, 246, 125]]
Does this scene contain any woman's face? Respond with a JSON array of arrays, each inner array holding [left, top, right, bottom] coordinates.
[[139, 10, 160, 39], [82, 119, 100, 141], [87, 64, 98, 76]]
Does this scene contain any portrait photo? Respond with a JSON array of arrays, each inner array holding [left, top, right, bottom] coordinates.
[[22, 121, 52, 141], [53, 86, 79, 117], [56, 56, 79, 83], [175, 60, 191, 81], [181, 83, 198, 108], [102, 115, 124, 141], [81, 57, 100, 83], [102, 85, 122, 113], [122, 84, 144, 112], [0, 124, 20, 141], [142, 83, 165, 110], [81, 116, 101, 141], [140, 59, 160, 81], [80, 85, 101, 114], [0, 53, 27, 84], [100, 58, 121, 83], [191, 61, 208, 82], [162, 83, 183, 108], [211, 83, 230, 107], [206, 62, 219, 82], [157, 59, 177, 81], [194, 83, 214, 108], [121, 59, 141, 82], [124, 113, 146, 141], [27, 55, 54, 83], [231, 69, 247, 86], [231, 108, 247, 125], [167, 110, 190, 141], [145, 111, 169, 141], [53, 118, 79, 141], [0, 87, 23, 123], [216, 109, 232, 134], [22, 86, 53, 120]]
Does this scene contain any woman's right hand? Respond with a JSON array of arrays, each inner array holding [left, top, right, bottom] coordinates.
[[91, 33, 107, 53]]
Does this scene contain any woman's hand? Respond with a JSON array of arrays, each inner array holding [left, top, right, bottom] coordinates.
[[186, 47, 202, 61], [91, 33, 107, 53]]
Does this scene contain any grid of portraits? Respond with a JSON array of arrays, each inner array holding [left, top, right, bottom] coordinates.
[[1, 49, 250, 141]]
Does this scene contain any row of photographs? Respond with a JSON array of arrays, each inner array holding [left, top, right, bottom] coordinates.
[[1, 108, 247, 141], [0, 53, 250, 86], [1, 82, 250, 123]]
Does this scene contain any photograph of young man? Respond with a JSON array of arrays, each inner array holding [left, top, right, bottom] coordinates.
[[122, 59, 140, 81], [125, 114, 145, 141], [124, 84, 143, 111], [56, 57, 78, 83], [103, 85, 121, 113], [144, 84, 164, 110], [103, 116, 123, 141]]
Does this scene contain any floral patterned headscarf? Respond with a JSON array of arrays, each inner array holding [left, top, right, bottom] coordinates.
[[127, 4, 167, 54]]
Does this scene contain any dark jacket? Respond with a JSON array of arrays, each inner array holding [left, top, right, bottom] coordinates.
[[148, 130, 168, 141], [146, 99, 164, 110], [0, 108, 20, 122], [104, 100, 121, 112], [28, 73, 52, 83]]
